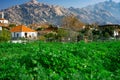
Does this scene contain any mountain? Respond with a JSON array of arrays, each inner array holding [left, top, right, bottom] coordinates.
[[0, 0, 71, 25], [0, 0, 120, 25], [68, 0, 120, 24]]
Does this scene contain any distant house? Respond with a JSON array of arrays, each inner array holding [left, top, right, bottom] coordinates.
[[10, 25, 37, 40], [0, 12, 9, 30], [99, 24, 120, 38], [37, 26, 58, 36], [114, 29, 120, 37]]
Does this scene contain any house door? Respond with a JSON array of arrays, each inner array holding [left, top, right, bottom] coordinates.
[[25, 33, 27, 38]]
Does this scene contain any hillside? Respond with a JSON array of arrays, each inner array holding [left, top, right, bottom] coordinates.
[[69, 0, 120, 24], [1, 0, 71, 25], [0, 0, 120, 25]]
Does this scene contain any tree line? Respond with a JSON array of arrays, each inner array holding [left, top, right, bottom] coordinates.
[[39, 15, 120, 42]]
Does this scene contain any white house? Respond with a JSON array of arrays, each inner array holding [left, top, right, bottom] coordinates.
[[10, 25, 37, 39]]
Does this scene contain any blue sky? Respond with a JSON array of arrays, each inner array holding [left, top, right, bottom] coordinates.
[[0, 0, 120, 10]]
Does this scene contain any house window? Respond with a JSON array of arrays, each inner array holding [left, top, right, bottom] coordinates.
[[17, 33, 19, 38], [25, 33, 27, 38]]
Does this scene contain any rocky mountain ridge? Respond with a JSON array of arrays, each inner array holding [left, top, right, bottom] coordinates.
[[68, 0, 120, 24], [1, 0, 71, 25], [0, 0, 120, 25]]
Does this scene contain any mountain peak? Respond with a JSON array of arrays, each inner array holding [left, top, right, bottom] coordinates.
[[1, 0, 120, 25], [30, 0, 38, 4], [1, 0, 70, 25]]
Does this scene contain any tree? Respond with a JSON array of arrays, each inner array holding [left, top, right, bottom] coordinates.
[[56, 28, 68, 41], [99, 26, 114, 40], [44, 32, 57, 42], [62, 15, 84, 42], [0, 29, 11, 42], [92, 29, 100, 41], [9, 24, 16, 28], [62, 15, 84, 31]]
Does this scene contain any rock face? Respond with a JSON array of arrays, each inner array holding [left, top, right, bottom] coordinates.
[[0, 0, 120, 25], [1, 0, 71, 25], [68, 0, 120, 24]]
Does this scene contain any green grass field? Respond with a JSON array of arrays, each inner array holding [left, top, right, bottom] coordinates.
[[0, 41, 120, 80]]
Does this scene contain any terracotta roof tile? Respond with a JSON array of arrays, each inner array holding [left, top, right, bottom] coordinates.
[[10, 25, 36, 32]]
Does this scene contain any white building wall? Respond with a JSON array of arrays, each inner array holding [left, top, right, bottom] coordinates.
[[28, 32, 37, 38], [21, 32, 37, 38], [21, 32, 25, 37], [11, 32, 22, 38], [12, 32, 37, 39], [0, 20, 3, 23], [4, 20, 8, 24], [0, 26, 2, 30], [0, 20, 8, 24], [11, 33, 14, 37], [114, 31, 119, 37]]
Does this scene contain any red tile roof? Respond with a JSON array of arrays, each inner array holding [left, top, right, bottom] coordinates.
[[10, 25, 36, 32]]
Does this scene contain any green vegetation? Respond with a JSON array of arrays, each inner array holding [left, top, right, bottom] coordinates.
[[0, 29, 11, 42], [0, 41, 120, 80], [8, 24, 16, 28]]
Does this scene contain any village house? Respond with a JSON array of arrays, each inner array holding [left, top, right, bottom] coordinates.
[[10, 25, 37, 40], [114, 29, 120, 38], [0, 12, 9, 31], [98, 24, 120, 39], [0, 12, 8, 24]]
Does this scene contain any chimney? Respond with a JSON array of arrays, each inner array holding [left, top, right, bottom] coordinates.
[[2, 12, 4, 19]]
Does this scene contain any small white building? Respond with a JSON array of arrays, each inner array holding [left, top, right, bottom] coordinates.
[[10, 25, 37, 39], [0, 12, 8, 24]]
